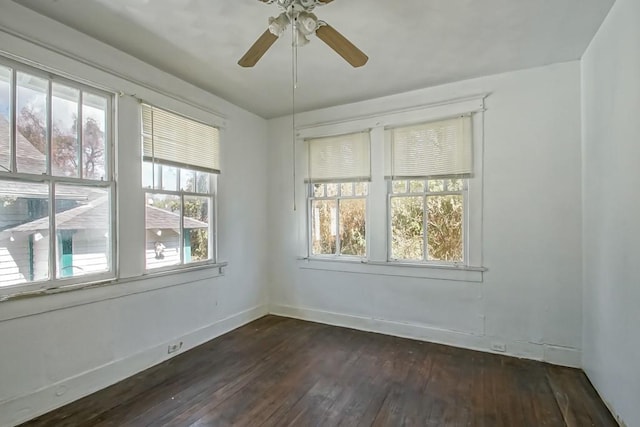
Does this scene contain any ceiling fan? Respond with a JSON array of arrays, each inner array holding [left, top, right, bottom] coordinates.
[[238, 0, 368, 68]]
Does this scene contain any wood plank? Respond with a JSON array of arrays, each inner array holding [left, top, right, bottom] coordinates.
[[19, 316, 617, 427]]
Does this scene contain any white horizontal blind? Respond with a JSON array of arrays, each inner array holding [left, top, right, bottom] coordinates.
[[307, 131, 371, 182], [390, 116, 472, 178], [142, 104, 220, 173]]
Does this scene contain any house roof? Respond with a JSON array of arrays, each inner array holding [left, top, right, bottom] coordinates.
[[1, 198, 208, 234], [0, 115, 47, 173]]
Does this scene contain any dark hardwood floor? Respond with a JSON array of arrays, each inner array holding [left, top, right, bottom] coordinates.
[[21, 316, 617, 426]]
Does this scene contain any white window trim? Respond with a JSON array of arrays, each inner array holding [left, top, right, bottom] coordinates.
[[141, 103, 220, 273], [0, 56, 117, 295], [0, 39, 228, 303], [295, 95, 487, 282]]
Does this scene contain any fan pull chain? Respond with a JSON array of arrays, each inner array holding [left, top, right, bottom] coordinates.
[[291, 10, 299, 211]]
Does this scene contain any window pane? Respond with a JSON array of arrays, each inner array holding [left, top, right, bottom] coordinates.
[[146, 193, 181, 269], [52, 83, 80, 177], [391, 196, 423, 260], [354, 182, 368, 196], [339, 198, 365, 256], [340, 182, 353, 197], [427, 179, 445, 192], [82, 93, 107, 180], [313, 183, 324, 197], [0, 180, 50, 286], [447, 179, 464, 191], [55, 185, 110, 278], [0, 66, 11, 173], [427, 195, 463, 262], [311, 199, 336, 255], [161, 165, 178, 191], [326, 183, 338, 197], [409, 180, 425, 193], [16, 72, 48, 175], [392, 180, 407, 194], [196, 171, 210, 194], [180, 168, 195, 192], [183, 196, 210, 263], [142, 161, 154, 189]]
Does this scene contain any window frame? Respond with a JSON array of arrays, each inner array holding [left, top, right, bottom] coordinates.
[[295, 95, 486, 280], [0, 56, 116, 295], [141, 105, 219, 274], [307, 181, 369, 260]]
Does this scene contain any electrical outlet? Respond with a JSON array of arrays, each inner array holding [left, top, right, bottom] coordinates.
[[490, 342, 506, 353], [167, 341, 183, 354]]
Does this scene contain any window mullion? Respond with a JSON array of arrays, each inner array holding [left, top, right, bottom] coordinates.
[[335, 197, 341, 255], [180, 193, 185, 265], [78, 90, 84, 178], [423, 194, 428, 262], [10, 68, 16, 173], [48, 179, 56, 285], [45, 79, 52, 176]]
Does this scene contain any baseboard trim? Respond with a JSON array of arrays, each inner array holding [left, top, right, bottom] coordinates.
[[1, 304, 268, 427], [269, 304, 581, 368]]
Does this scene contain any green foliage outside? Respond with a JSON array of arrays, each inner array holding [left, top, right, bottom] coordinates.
[[391, 195, 463, 261], [312, 198, 366, 256]]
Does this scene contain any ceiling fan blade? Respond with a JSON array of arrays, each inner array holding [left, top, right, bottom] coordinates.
[[238, 29, 279, 67], [317, 0, 335, 3], [315, 24, 368, 67]]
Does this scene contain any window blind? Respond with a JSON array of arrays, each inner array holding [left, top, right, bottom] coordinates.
[[389, 116, 472, 179], [142, 104, 220, 174], [307, 131, 371, 183]]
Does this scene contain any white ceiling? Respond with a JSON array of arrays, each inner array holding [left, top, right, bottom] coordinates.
[[15, 0, 614, 118]]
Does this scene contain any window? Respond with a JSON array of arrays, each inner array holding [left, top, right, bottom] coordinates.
[[141, 104, 219, 270], [0, 59, 114, 291], [387, 116, 472, 265], [390, 178, 466, 262], [310, 182, 368, 257], [306, 131, 371, 258]]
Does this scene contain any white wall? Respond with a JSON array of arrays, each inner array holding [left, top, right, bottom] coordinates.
[[268, 61, 583, 367], [581, 0, 640, 425], [0, 4, 269, 426]]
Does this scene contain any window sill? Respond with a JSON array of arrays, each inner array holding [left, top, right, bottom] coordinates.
[[296, 257, 485, 282], [0, 262, 228, 322]]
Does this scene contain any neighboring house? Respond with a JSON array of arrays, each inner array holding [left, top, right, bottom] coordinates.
[[0, 116, 207, 286]]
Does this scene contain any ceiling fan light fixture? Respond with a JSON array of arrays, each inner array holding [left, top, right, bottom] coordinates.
[[297, 11, 318, 36], [268, 12, 290, 36]]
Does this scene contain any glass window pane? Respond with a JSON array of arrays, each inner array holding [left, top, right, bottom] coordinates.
[[142, 161, 154, 189], [0, 180, 50, 286], [55, 185, 110, 278], [0, 66, 11, 173], [311, 199, 336, 255], [180, 168, 195, 192], [52, 83, 80, 178], [161, 165, 178, 191], [326, 183, 338, 197], [427, 179, 445, 192], [391, 196, 423, 261], [196, 171, 210, 194], [82, 93, 107, 180], [427, 195, 463, 262], [313, 183, 324, 198], [183, 196, 210, 263], [409, 180, 425, 193], [339, 198, 366, 256], [354, 182, 368, 196], [340, 182, 353, 197], [16, 72, 48, 175], [145, 193, 181, 269], [447, 179, 464, 191], [392, 180, 407, 194]]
